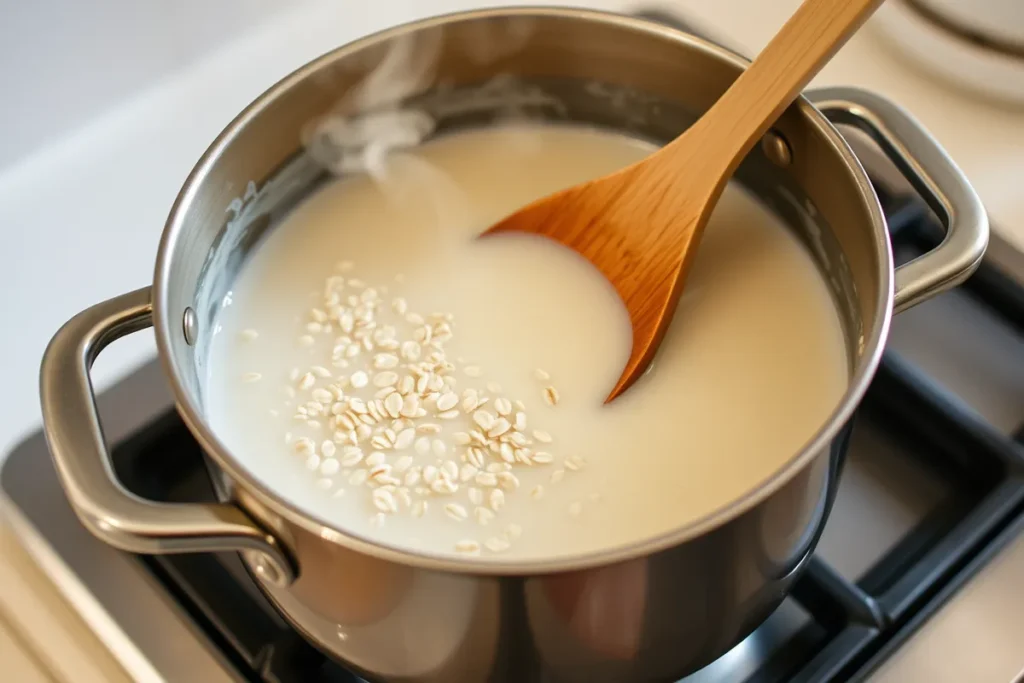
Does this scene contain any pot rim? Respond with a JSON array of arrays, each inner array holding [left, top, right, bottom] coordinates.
[[152, 6, 893, 576]]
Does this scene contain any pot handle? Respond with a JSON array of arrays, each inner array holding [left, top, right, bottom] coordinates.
[[808, 87, 989, 312], [39, 287, 296, 586]]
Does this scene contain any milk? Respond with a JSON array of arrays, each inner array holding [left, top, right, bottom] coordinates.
[[205, 124, 848, 562]]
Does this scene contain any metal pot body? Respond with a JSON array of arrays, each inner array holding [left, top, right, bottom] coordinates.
[[39, 9, 987, 682]]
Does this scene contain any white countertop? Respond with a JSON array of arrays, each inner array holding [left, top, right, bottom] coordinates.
[[0, 0, 1022, 679]]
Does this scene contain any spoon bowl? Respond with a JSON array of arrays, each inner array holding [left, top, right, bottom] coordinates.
[[483, 0, 886, 402]]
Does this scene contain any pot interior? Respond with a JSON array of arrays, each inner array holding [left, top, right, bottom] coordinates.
[[156, 9, 889, 546]]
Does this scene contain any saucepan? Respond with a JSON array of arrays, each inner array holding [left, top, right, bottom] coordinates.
[[39, 8, 987, 681]]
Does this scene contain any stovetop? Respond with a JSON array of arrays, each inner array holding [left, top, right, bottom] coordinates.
[[4, 177, 1024, 682], [4, 10, 1024, 682]]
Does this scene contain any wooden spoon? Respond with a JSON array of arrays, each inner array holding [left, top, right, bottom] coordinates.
[[483, 0, 884, 402]]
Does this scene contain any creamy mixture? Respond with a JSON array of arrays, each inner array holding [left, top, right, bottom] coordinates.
[[205, 124, 849, 562]]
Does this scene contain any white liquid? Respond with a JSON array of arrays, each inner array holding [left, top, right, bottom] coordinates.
[[206, 124, 848, 562]]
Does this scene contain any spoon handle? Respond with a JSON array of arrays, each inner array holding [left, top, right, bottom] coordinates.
[[690, 0, 884, 164]]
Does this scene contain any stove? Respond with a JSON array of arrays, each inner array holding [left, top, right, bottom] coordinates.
[[4, 180, 1024, 683], [5, 10, 1024, 683]]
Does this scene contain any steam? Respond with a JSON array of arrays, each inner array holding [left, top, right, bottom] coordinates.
[[301, 17, 554, 184], [299, 17, 560, 231], [302, 31, 443, 179], [305, 107, 435, 179]]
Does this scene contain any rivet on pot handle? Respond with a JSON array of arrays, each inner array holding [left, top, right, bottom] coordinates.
[[39, 287, 296, 586], [808, 87, 989, 311]]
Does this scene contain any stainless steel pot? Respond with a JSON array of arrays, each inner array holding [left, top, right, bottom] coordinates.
[[39, 8, 988, 682]]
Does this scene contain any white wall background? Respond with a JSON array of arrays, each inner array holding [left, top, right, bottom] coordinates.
[[0, 0, 295, 169]]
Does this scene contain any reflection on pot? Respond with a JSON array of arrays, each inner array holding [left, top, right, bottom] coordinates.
[[542, 560, 650, 660]]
